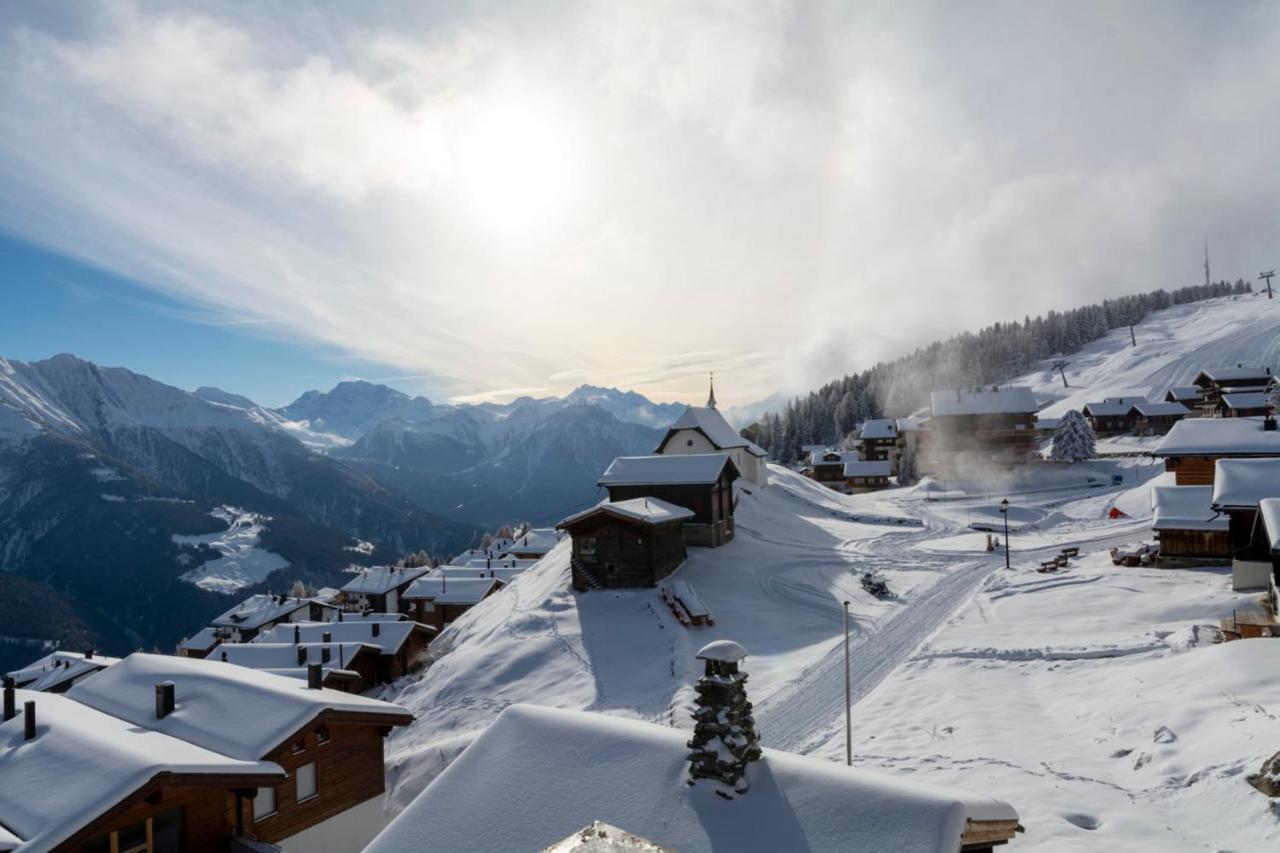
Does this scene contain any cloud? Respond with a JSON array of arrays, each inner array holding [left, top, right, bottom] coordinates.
[[0, 1, 1277, 406]]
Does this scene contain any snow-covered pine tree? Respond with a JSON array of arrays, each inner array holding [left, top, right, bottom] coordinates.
[[289, 579, 309, 598], [687, 640, 762, 794], [1050, 409, 1097, 462]]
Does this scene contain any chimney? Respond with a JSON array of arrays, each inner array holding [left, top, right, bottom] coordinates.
[[84, 649, 93, 660], [2, 676, 14, 722], [372, 622, 381, 637], [687, 640, 761, 793], [307, 663, 322, 689], [297, 646, 307, 666], [23, 701, 35, 741], [155, 681, 176, 719], [294, 625, 301, 644], [321, 647, 331, 664], [322, 631, 332, 644], [1266, 415, 1277, 432], [338, 611, 345, 622], [220, 651, 228, 662]]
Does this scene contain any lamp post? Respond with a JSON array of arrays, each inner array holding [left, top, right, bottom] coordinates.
[[842, 600, 852, 767], [1000, 498, 1010, 569]]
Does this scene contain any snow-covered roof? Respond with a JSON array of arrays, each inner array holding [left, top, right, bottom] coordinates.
[[560, 498, 696, 529], [544, 822, 671, 853], [403, 577, 504, 605], [1211, 458, 1280, 510], [207, 641, 378, 671], [255, 619, 432, 656], [365, 705, 1017, 853], [340, 565, 429, 595], [859, 419, 897, 440], [68, 653, 412, 761], [1222, 392, 1270, 410], [599, 453, 737, 487], [0, 689, 284, 852], [929, 386, 1038, 417], [843, 460, 892, 478], [1165, 386, 1200, 401], [434, 565, 530, 583], [1153, 417, 1280, 457], [212, 594, 310, 629], [460, 557, 538, 570], [1036, 417, 1062, 430], [507, 528, 561, 555], [449, 548, 507, 566], [696, 640, 748, 663], [659, 406, 765, 456], [1197, 366, 1273, 384], [809, 450, 858, 466], [1102, 395, 1147, 405], [894, 417, 928, 433], [1151, 486, 1227, 532], [1082, 400, 1139, 417], [7, 651, 119, 692], [178, 626, 221, 652], [1130, 402, 1191, 417], [1258, 499, 1280, 552]]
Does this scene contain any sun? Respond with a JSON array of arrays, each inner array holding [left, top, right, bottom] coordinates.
[[455, 96, 581, 241]]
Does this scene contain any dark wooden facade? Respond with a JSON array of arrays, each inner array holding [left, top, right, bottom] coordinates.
[[605, 471, 736, 548], [62, 711, 408, 852], [925, 412, 1039, 462], [1162, 455, 1220, 486], [1155, 528, 1232, 560], [810, 460, 846, 485], [846, 473, 890, 491], [1219, 399, 1271, 418], [563, 512, 688, 590], [860, 437, 896, 463], [1132, 409, 1188, 436], [407, 595, 499, 633], [1193, 369, 1273, 415]]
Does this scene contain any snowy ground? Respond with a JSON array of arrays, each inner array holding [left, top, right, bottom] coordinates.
[[379, 297, 1280, 849], [173, 506, 289, 594]]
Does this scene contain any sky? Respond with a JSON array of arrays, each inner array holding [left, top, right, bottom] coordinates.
[[0, 1, 1277, 408]]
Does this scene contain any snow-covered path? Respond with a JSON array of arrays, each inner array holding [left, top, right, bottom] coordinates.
[[757, 555, 999, 752]]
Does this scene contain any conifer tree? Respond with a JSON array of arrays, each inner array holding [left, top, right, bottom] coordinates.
[[1050, 409, 1097, 462]]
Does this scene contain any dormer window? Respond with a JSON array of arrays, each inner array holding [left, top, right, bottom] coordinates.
[[316, 725, 330, 744]]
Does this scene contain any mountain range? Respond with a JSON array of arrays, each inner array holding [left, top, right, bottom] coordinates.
[[0, 354, 692, 665]]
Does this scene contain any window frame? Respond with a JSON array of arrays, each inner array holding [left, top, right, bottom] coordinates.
[[253, 785, 277, 822], [296, 760, 319, 803]]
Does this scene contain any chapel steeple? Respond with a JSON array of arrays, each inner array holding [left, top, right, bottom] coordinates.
[[707, 373, 717, 410]]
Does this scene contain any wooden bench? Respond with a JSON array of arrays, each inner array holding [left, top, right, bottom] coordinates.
[[1061, 546, 1080, 557]]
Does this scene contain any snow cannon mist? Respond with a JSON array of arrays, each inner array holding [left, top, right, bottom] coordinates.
[[687, 640, 762, 795]]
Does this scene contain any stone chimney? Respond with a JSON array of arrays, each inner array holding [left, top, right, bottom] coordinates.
[[307, 663, 322, 689], [686, 640, 762, 794], [23, 701, 36, 741], [294, 624, 302, 643]]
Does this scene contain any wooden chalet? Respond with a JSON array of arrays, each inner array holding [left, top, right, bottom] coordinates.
[[558, 498, 694, 590], [254, 620, 435, 684], [1211, 458, 1280, 590], [199, 594, 337, 648], [1218, 392, 1271, 418], [1081, 397, 1145, 436], [0, 654, 412, 853], [598, 453, 739, 547], [1164, 386, 1201, 407], [1192, 365, 1273, 416], [401, 576, 505, 631], [338, 566, 429, 616], [927, 386, 1039, 465], [1152, 416, 1280, 486], [652, 380, 768, 488], [808, 449, 858, 488], [843, 460, 892, 493], [1150, 485, 1230, 565], [1129, 401, 1191, 436], [858, 419, 898, 464]]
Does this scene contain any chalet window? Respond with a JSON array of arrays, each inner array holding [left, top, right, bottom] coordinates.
[[316, 725, 330, 744], [253, 785, 277, 821], [579, 537, 597, 556], [89, 810, 182, 853], [686, 439, 694, 447], [296, 761, 318, 802], [292, 737, 306, 753]]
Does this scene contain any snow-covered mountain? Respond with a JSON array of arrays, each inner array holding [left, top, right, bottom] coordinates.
[[0, 354, 484, 662], [278, 380, 439, 441], [562, 384, 687, 428]]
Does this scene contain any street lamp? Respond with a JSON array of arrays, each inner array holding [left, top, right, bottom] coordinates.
[[999, 498, 1010, 569], [842, 600, 852, 767]]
